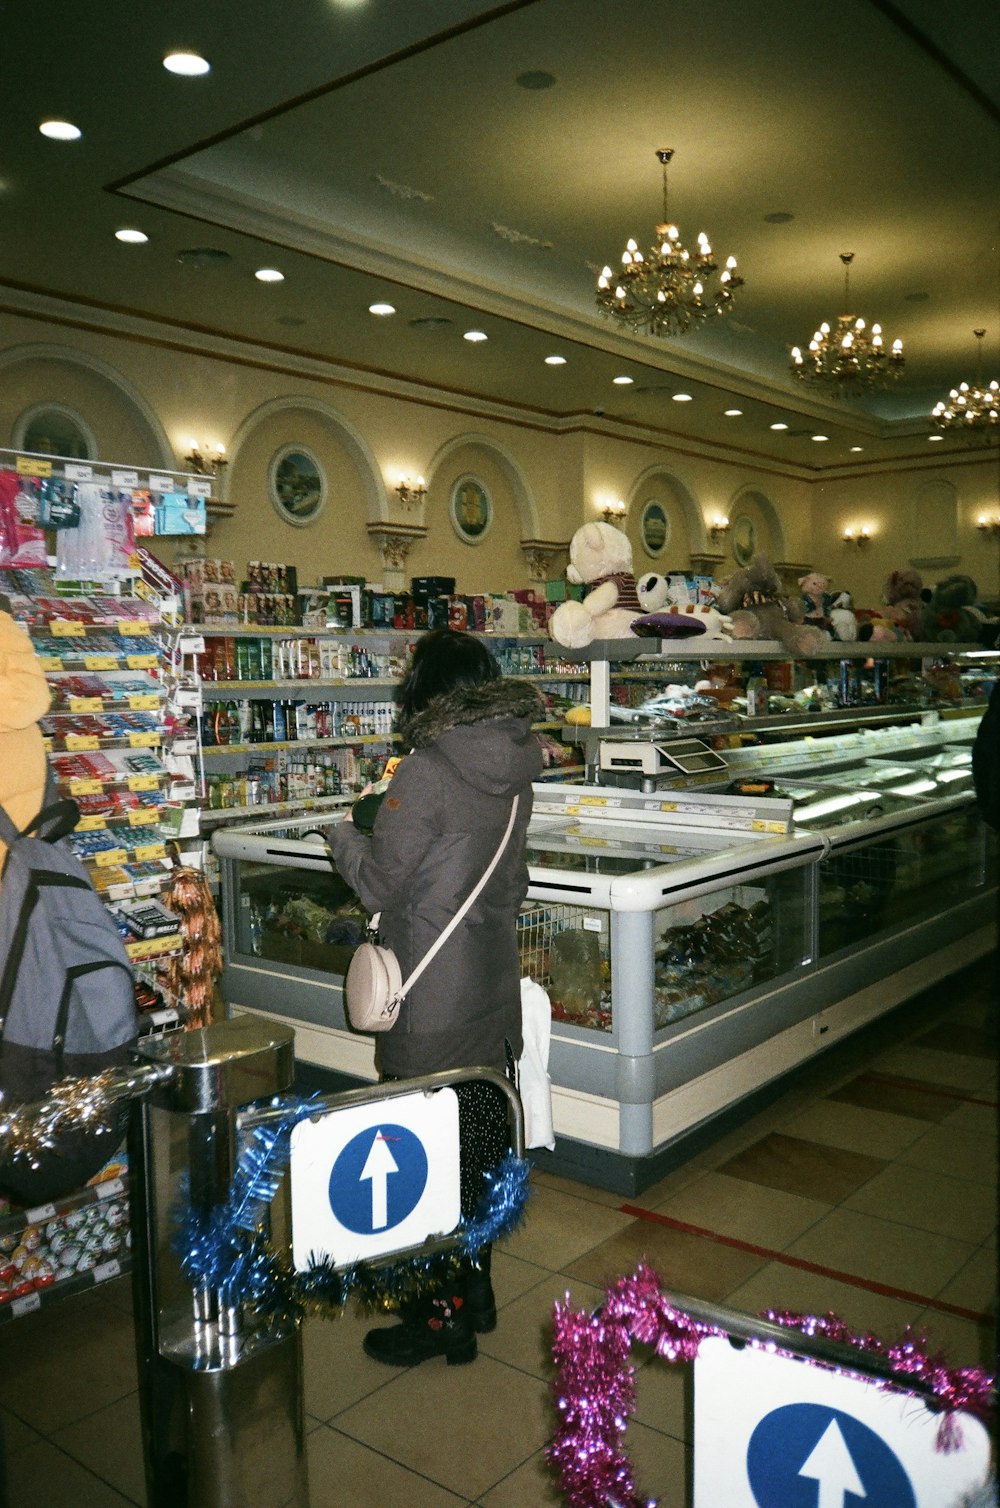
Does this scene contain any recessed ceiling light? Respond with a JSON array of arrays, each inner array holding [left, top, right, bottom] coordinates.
[[672, 392, 693, 402], [115, 228, 148, 244], [255, 268, 284, 283], [812, 434, 829, 442], [463, 329, 488, 342], [850, 445, 864, 452], [368, 302, 396, 316], [516, 71, 556, 89], [612, 375, 633, 386], [409, 316, 453, 330], [544, 355, 567, 366], [770, 422, 789, 431], [163, 51, 210, 76], [724, 408, 743, 417], [928, 434, 943, 442], [39, 119, 81, 141]]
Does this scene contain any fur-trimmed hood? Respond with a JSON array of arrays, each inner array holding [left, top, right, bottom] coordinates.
[[398, 677, 544, 796]]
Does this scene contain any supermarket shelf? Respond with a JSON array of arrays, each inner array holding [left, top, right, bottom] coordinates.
[[200, 793, 351, 826], [202, 733, 397, 755], [205, 678, 396, 693]]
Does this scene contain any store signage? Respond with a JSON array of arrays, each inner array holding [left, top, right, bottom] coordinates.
[[694, 1337, 990, 1507], [111, 469, 140, 487], [64, 463, 93, 481], [290, 1089, 461, 1270], [148, 475, 173, 492]]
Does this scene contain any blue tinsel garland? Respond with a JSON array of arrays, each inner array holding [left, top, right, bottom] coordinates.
[[174, 1092, 532, 1321]]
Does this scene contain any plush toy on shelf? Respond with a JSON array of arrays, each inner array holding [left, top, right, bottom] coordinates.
[[632, 571, 734, 640], [920, 574, 987, 644], [549, 522, 645, 648], [882, 568, 924, 640], [828, 590, 859, 642], [713, 555, 829, 654], [797, 571, 834, 634]]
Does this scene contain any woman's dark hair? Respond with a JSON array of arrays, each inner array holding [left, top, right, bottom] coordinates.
[[396, 629, 499, 719]]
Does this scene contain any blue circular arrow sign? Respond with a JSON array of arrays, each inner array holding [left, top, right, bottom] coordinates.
[[747, 1403, 917, 1508], [328, 1123, 428, 1235]]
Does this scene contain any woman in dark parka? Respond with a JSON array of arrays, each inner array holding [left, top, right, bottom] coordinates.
[[329, 629, 543, 1365]]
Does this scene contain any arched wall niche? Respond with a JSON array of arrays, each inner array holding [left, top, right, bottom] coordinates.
[[725, 485, 787, 571], [911, 478, 959, 569], [626, 466, 702, 569], [0, 344, 173, 468], [418, 432, 537, 593], [216, 395, 383, 580]]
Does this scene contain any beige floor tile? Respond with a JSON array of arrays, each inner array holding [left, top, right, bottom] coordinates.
[[844, 1161, 997, 1243], [335, 1353, 550, 1499], [307, 1422, 467, 1506], [935, 1244, 999, 1315], [717, 1132, 886, 1203], [625, 1161, 706, 1210], [50, 1390, 146, 1507], [529, 1167, 625, 1207], [500, 1183, 635, 1272], [621, 1421, 690, 1508], [477, 1446, 566, 1506], [5, 1430, 138, 1507], [780, 1099, 929, 1158], [724, 1261, 925, 1342], [827, 1074, 955, 1121], [562, 1218, 767, 1302], [650, 1170, 830, 1251], [894, 1120, 998, 1186], [911, 1306, 998, 1371], [940, 1101, 999, 1137], [477, 1271, 605, 1379], [303, 1304, 403, 1422], [491, 1248, 570, 1314], [632, 1353, 692, 1443], [0, 1296, 138, 1434], [870, 1044, 995, 1094], [784, 1208, 975, 1297]]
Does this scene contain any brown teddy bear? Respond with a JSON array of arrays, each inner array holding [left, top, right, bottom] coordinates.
[[714, 555, 829, 654], [882, 569, 924, 640]]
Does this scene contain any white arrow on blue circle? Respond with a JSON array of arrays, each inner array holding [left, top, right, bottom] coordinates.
[[799, 1419, 866, 1507], [360, 1131, 399, 1230]]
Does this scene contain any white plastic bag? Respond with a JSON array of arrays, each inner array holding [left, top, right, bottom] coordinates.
[[519, 976, 555, 1150]]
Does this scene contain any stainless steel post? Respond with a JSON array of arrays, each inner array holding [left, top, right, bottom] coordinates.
[[130, 1015, 308, 1508]]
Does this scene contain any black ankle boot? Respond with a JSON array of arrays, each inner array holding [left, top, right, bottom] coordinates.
[[363, 1290, 477, 1367], [463, 1246, 496, 1335]]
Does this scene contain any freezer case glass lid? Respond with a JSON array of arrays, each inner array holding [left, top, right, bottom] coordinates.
[[525, 816, 785, 875]]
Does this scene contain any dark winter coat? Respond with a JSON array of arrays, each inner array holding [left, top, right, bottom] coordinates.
[[329, 677, 544, 1077]]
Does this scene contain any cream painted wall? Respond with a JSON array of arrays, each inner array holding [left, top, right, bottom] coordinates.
[[2, 308, 996, 607]]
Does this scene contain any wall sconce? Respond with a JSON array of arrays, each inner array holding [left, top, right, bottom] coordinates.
[[842, 526, 871, 546], [707, 514, 730, 541], [394, 474, 427, 509], [600, 499, 626, 526], [976, 514, 1000, 537], [183, 440, 228, 476]]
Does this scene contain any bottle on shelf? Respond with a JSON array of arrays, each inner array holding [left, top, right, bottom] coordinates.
[[745, 664, 769, 717]]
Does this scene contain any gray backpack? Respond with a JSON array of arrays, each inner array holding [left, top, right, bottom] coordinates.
[[0, 800, 139, 1203]]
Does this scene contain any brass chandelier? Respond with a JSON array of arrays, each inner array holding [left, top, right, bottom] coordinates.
[[595, 149, 743, 338], [790, 252, 903, 394], [932, 329, 999, 440]]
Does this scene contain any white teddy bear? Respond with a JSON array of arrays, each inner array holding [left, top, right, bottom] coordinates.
[[549, 522, 644, 648]]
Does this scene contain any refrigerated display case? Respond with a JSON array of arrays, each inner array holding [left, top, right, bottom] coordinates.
[[213, 691, 995, 1192]]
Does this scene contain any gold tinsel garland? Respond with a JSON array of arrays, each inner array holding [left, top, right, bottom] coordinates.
[[157, 867, 223, 1028]]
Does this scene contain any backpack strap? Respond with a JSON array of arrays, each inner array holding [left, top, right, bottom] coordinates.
[[20, 800, 81, 844], [0, 799, 80, 848]]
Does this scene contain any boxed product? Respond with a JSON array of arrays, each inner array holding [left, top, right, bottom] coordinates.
[[490, 596, 521, 634], [154, 493, 206, 535], [324, 583, 362, 628], [545, 579, 583, 603], [411, 576, 455, 599]]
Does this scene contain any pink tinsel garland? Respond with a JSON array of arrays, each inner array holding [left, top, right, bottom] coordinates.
[[547, 1264, 995, 1508]]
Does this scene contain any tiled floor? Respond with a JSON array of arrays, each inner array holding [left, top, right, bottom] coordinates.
[[1, 958, 996, 1506]]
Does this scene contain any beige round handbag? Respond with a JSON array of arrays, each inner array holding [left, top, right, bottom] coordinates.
[[343, 796, 518, 1033]]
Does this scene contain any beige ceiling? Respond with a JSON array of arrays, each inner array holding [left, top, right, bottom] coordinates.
[[3, 0, 999, 472]]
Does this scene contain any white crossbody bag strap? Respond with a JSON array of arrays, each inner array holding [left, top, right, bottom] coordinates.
[[372, 794, 519, 1002]]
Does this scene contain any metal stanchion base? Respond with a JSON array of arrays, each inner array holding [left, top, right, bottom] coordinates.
[[159, 1308, 309, 1508]]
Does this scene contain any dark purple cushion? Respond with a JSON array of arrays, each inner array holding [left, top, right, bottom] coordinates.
[[631, 613, 708, 639]]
